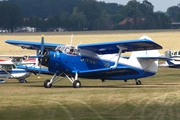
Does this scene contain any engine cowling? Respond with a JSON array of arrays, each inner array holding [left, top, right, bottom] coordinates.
[[38, 49, 50, 65]]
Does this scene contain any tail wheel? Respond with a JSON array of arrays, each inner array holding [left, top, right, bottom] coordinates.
[[73, 80, 81, 88], [44, 79, 52, 88], [136, 80, 141, 85]]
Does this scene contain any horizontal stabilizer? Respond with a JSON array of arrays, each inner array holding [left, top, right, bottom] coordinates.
[[137, 56, 169, 60]]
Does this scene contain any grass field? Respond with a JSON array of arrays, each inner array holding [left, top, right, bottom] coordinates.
[[0, 30, 180, 120], [1, 67, 180, 120]]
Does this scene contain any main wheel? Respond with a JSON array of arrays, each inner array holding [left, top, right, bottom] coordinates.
[[44, 79, 52, 88], [136, 80, 141, 85], [19, 79, 27, 83], [73, 80, 81, 88], [24, 80, 27, 83]]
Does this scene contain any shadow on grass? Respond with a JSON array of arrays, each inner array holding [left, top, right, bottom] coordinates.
[[24, 83, 180, 89]]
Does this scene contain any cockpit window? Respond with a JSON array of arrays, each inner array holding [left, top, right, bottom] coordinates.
[[55, 46, 65, 52], [55, 45, 79, 55]]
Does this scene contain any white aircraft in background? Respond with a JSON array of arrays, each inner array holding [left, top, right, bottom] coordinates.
[[159, 50, 180, 68], [0, 55, 36, 83]]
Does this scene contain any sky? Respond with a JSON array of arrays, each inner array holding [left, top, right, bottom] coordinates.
[[96, 0, 180, 12]]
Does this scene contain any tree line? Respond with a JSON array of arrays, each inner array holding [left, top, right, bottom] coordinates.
[[0, 0, 180, 32]]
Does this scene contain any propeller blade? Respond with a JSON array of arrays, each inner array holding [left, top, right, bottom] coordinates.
[[37, 35, 45, 78], [41, 35, 44, 55]]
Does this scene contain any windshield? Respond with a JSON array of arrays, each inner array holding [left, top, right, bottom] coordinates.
[[55, 45, 79, 55]]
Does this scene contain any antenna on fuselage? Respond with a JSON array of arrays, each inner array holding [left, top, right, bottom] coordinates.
[[70, 34, 73, 45]]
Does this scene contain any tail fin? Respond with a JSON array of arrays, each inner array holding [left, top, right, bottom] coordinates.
[[129, 36, 161, 73], [164, 50, 172, 58], [130, 36, 161, 58]]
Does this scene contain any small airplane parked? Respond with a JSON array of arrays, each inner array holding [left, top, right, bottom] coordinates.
[[0, 56, 36, 83], [6, 35, 164, 88], [159, 50, 180, 68]]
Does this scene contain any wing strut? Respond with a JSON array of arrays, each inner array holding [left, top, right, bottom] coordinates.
[[0, 68, 14, 78], [110, 46, 127, 69]]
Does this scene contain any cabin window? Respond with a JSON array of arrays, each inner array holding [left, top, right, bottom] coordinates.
[[1, 65, 13, 70], [178, 51, 180, 56], [174, 51, 177, 56], [92, 60, 96, 64], [80, 58, 84, 61], [104, 62, 110, 68]]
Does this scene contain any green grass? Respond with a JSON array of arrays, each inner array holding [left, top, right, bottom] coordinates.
[[0, 67, 180, 120]]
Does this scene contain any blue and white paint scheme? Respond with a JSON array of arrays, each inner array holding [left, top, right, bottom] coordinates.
[[0, 57, 36, 83], [159, 50, 180, 68], [6, 36, 163, 88]]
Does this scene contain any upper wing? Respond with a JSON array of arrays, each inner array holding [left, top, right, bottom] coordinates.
[[5, 40, 64, 50], [78, 39, 162, 54], [6, 38, 162, 55]]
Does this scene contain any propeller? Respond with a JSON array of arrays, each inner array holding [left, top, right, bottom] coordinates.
[[36, 35, 45, 78], [28, 35, 51, 78]]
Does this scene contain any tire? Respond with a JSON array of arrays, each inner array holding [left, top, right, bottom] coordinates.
[[73, 80, 81, 88], [19, 78, 27, 83], [136, 80, 142, 85], [44, 79, 52, 88]]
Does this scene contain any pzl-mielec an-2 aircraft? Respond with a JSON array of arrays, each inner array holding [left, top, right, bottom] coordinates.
[[0, 56, 36, 83], [6, 36, 164, 88]]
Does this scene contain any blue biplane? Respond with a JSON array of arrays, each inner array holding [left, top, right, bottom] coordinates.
[[6, 36, 164, 88]]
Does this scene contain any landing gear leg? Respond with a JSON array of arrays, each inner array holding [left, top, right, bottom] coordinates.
[[101, 79, 105, 82], [65, 73, 81, 88], [44, 72, 60, 88], [43, 72, 82, 88], [135, 79, 141, 85]]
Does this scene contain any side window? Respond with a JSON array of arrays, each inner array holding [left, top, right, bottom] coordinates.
[[65, 47, 70, 54], [1, 65, 12, 70], [178, 51, 180, 56], [73, 49, 79, 55]]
